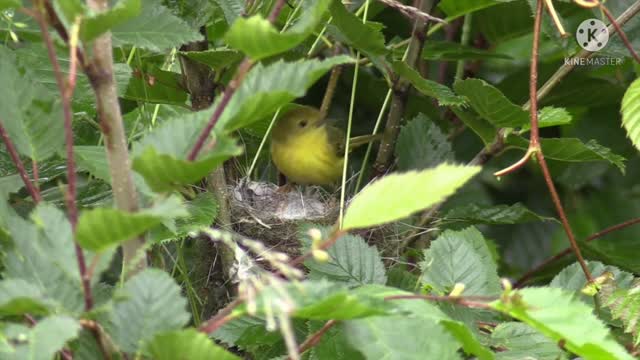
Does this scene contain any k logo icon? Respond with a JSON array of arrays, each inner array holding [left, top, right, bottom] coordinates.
[[576, 19, 609, 52]]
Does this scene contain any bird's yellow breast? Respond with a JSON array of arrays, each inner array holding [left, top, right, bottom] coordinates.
[[270, 126, 343, 185]]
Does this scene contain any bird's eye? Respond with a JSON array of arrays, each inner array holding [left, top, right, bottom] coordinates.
[[298, 120, 308, 128]]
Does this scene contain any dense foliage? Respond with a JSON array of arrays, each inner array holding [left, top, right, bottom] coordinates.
[[1, 0, 640, 359]]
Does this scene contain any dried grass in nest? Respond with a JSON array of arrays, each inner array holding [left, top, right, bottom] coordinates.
[[229, 181, 339, 257]]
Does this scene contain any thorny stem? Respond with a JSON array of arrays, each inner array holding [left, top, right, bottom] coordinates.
[[0, 121, 41, 203], [34, 1, 93, 310], [188, 0, 288, 161], [498, 0, 592, 282], [516, 217, 640, 287]]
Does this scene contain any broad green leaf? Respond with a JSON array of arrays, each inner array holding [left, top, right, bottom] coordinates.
[[224, 0, 331, 60], [3, 205, 84, 313], [621, 77, 640, 152], [146, 329, 240, 360], [550, 261, 634, 297], [421, 227, 501, 296], [454, 78, 528, 128], [395, 114, 454, 171], [111, 0, 203, 51], [0, 48, 64, 161], [422, 41, 512, 61], [438, 0, 503, 19], [180, 49, 242, 70], [344, 316, 461, 360], [492, 287, 634, 360], [214, 0, 244, 24], [123, 67, 188, 106], [76, 195, 188, 251], [106, 269, 190, 353], [602, 280, 640, 346], [0, 279, 51, 316], [309, 321, 364, 360], [3, 316, 80, 360], [216, 56, 353, 132], [175, 192, 218, 236], [394, 62, 465, 106], [132, 111, 243, 191], [80, 0, 142, 42], [74, 146, 111, 182], [342, 164, 480, 230], [51, 0, 86, 30], [0, 174, 23, 198], [490, 322, 563, 360], [329, 1, 387, 55], [506, 136, 626, 173], [450, 106, 496, 145], [212, 316, 283, 349], [444, 203, 555, 225], [525, 106, 573, 131], [0, 0, 20, 11], [299, 225, 387, 285]]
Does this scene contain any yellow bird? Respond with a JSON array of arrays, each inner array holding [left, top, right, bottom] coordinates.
[[270, 106, 379, 186]]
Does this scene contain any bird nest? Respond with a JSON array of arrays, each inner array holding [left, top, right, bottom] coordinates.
[[229, 181, 340, 257]]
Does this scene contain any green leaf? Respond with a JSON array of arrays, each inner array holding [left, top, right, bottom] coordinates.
[[342, 163, 480, 230], [0, 48, 64, 161], [621, 77, 640, 152], [146, 329, 240, 360], [123, 67, 188, 106], [506, 136, 626, 173], [76, 195, 188, 251], [525, 106, 573, 131], [111, 0, 203, 51], [422, 41, 512, 61], [175, 192, 218, 236], [491, 287, 634, 360], [3, 316, 80, 360], [329, 1, 387, 55], [421, 227, 501, 296], [224, 0, 331, 60], [213, 0, 244, 24], [74, 146, 111, 183], [216, 56, 353, 132], [0, 174, 23, 198], [80, 0, 142, 42], [309, 321, 364, 360], [444, 203, 555, 225], [550, 261, 634, 297], [180, 49, 243, 71], [3, 205, 85, 313], [394, 62, 465, 106], [450, 106, 496, 145], [490, 322, 563, 360], [454, 78, 528, 128], [0, 0, 20, 11], [602, 280, 640, 346], [212, 316, 283, 349], [0, 279, 51, 316], [106, 269, 190, 353], [299, 225, 387, 286], [395, 114, 454, 171], [344, 316, 461, 360], [132, 111, 243, 191]]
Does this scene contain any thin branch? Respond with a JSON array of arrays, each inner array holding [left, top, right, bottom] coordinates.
[[376, 0, 446, 24], [384, 294, 494, 309], [290, 320, 337, 360], [0, 122, 42, 203], [188, 0, 288, 161], [543, 0, 567, 36], [34, 1, 93, 310], [601, 4, 640, 64], [516, 217, 640, 287], [198, 297, 244, 333], [319, 54, 342, 120]]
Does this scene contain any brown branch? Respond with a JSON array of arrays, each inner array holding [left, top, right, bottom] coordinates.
[[373, 0, 436, 176], [0, 122, 41, 203], [198, 297, 245, 333], [84, 0, 146, 276], [319, 49, 343, 120], [188, 0, 288, 161], [516, 217, 640, 287], [384, 294, 494, 309], [34, 1, 92, 309], [290, 320, 337, 360], [601, 5, 640, 64]]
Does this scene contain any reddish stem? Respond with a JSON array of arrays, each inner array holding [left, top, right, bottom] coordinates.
[[516, 217, 640, 287], [188, 0, 288, 161], [0, 122, 42, 203], [601, 5, 640, 64], [290, 320, 337, 359], [34, 2, 92, 310], [198, 297, 244, 333]]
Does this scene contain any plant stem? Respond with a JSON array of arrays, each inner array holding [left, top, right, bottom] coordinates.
[[198, 297, 244, 333], [0, 121, 41, 203], [454, 13, 472, 81], [290, 320, 337, 359], [516, 217, 640, 287], [601, 4, 640, 64], [384, 294, 494, 309], [85, 0, 146, 277]]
